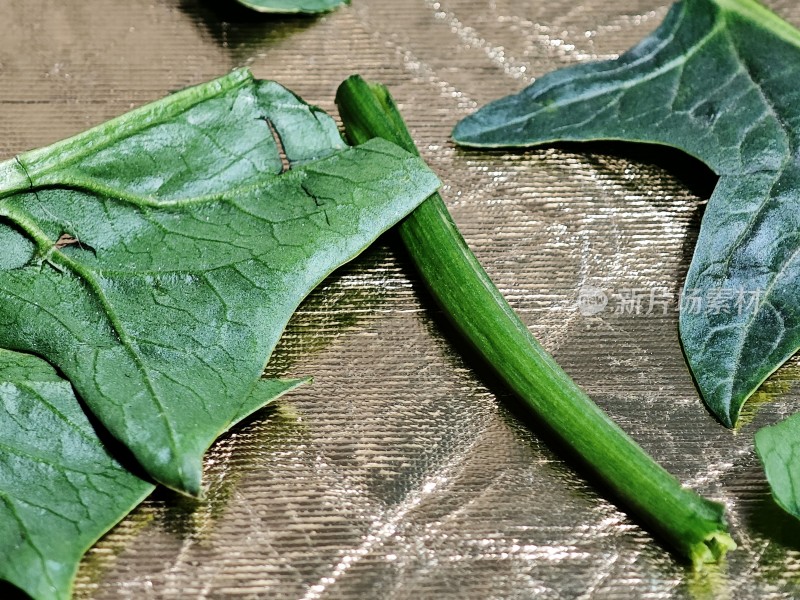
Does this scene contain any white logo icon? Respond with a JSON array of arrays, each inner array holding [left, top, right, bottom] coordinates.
[[577, 286, 608, 316]]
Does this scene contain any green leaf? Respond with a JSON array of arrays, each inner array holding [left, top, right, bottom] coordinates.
[[0, 347, 153, 600], [235, 0, 348, 14], [453, 0, 800, 428], [756, 414, 800, 520], [0, 68, 440, 495], [0, 346, 305, 600]]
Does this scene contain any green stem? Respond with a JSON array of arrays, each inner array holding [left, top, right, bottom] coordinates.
[[335, 75, 736, 566]]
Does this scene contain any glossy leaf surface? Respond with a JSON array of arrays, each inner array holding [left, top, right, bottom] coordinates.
[[453, 0, 800, 428], [0, 68, 440, 494]]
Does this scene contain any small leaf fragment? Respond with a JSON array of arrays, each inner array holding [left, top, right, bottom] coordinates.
[[453, 0, 800, 427], [756, 414, 800, 519], [236, 0, 348, 14], [0, 68, 440, 494]]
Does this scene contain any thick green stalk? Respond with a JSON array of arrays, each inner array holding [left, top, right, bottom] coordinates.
[[336, 76, 736, 566]]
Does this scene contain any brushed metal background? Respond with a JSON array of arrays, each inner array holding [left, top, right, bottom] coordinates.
[[2, 0, 799, 598]]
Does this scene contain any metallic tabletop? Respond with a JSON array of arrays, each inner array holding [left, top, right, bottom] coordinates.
[[2, 0, 799, 598]]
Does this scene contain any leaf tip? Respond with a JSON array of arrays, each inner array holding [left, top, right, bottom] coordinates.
[[160, 457, 203, 498], [452, 108, 514, 148], [180, 475, 203, 499], [704, 381, 752, 429], [451, 113, 481, 146], [718, 406, 736, 429]]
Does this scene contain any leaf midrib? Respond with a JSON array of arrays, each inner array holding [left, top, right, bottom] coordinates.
[[716, 0, 800, 51], [54, 251, 183, 470], [29, 169, 305, 209]]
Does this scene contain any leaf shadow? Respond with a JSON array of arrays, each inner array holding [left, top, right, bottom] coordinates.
[[454, 141, 716, 283], [405, 255, 697, 566], [737, 355, 800, 428], [74, 386, 156, 485], [138, 242, 399, 537], [553, 143, 716, 290], [177, 0, 323, 61], [566, 142, 715, 272], [0, 342, 157, 488], [264, 241, 399, 376], [453, 141, 717, 200], [148, 401, 292, 539], [747, 490, 800, 553], [0, 582, 28, 600], [552, 141, 718, 200]]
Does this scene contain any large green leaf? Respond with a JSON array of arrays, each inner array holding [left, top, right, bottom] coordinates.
[[0, 346, 304, 600], [453, 0, 800, 428], [756, 413, 800, 520], [0, 68, 440, 495], [236, 0, 348, 14]]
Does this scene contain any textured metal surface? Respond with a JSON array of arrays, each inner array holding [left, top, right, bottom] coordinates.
[[2, 0, 800, 598]]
